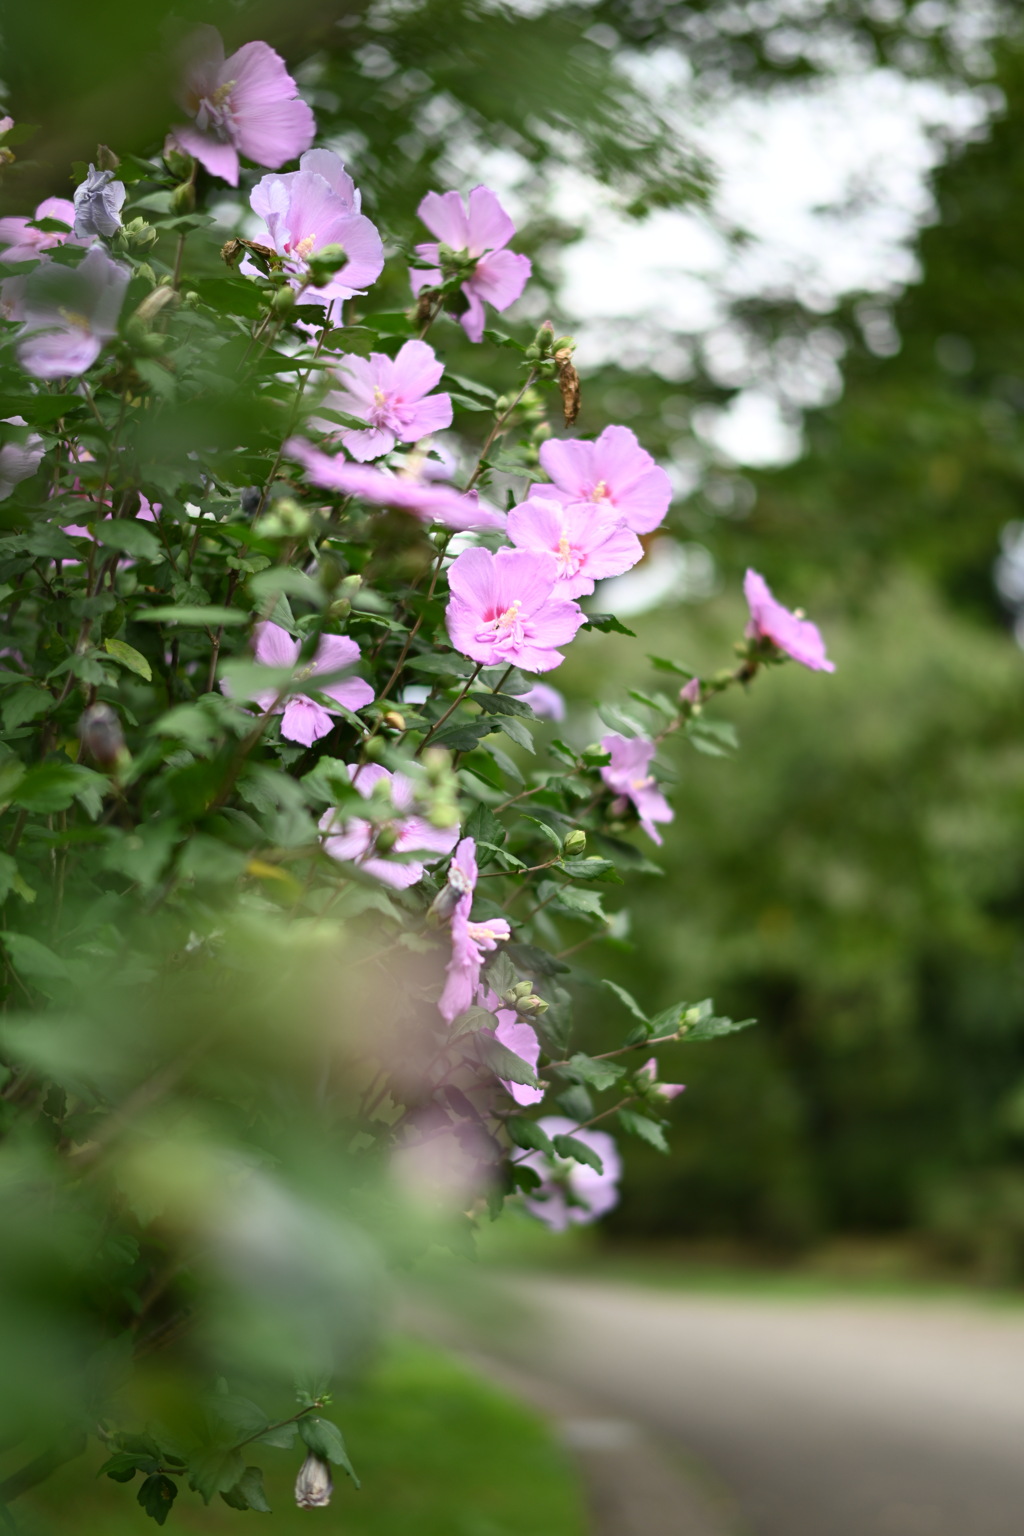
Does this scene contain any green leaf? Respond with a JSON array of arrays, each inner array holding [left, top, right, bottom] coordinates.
[[207, 1394, 268, 1442], [104, 638, 152, 681], [583, 613, 636, 637], [220, 1466, 271, 1513], [93, 520, 163, 561], [99, 1452, 147, 1483], [2, 684, 51, 731], [562, 856, 621, 883], [431, 721, 491, 751], [484, 950, 518, 998], [254, 1421, 298, 1450], [1, 931, 70, 982], [135, 606, 248, 626], [597, 702, 647, 738], [137, 1474, 178, 1525], [477, 1032, 541, 1089], [553, 1132, 604, 1173], [506, 1118, 554, 1154], [0, 758, 25, 804], [566, 1052, 625, 1092], [189, 1447, 245, 1505], [12, 763, 107, 818], [450, 1005, 498, 1038], [472, 691, 533, 717], [552, 885, 607, 921], [0, 852, 20, 901], [680, 1003, 756, 1043], [601, 979, 649, 1023], [647, 655, 695, 678], [617, 1107, 670, 1152], [520, 814, 563, 853], [298, 1418, 360, 1487], [685, 717, 738, 757], [407, 653, 475, 678]]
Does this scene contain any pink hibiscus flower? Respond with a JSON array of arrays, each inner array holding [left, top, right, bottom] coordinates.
[[446, 547, 586, 673], [600, 732, 674, 845], [250, 621, 373, 746], [285, 437, 505, 532], [743, 569, 835, 673], [249, 150, 383, 313], [15, 246, 129, 380], [494, 1012, 544, 1107], [319, 763, 459, 888], [438, 837, 512, 1023], [636, 1058, 685, 1102], [173, 26, 315, 187], [521, 1116, 622, 1232], [536, 424, 671, 536], [0, 418, 43, 501], [0, 197, 78, 263], [410, 186, 531, 344], [319, 339, 452, 461], [507, 494, 643, 599]]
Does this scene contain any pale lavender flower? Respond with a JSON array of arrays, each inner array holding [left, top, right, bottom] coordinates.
[[319, 339, 452, 461], [536, 425, 671, 536], [519, 682, 565, 722], [174, 26, 315, 187], [744, 569, 835, 673], [446, 547, 586, 672], [249, 150, 383, 313], [507, 494, 643, 598], [0, 196, 77, 263], [72, 165, 126, 239], [600, 732, 673, 846], [0, 417, 43, 500], [494, 1012, 544, 1107], [410, 186, 531, 344], [285, 437, 505, 532], [319, 763, 458, 888], [16, 246, 129, 379], [521, 1115, 622, 1232], [438, 837, 511, 1023], [250, 621, 373, 745], [391, 1110, 495, 1210]]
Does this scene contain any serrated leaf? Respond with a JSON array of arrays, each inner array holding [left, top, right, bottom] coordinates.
[[189, 1447, 245, 1505], [583, 613, 636, 637], [0, 758, 25, 804], [492, 713, 535, 753], [506, 1117, 554, 1154], [553, 885, 607, 921], [104, 638, 152, 680], [471, 691, 533, 717], [563, 856, 621, 883], [450, 1005, 498, 1038], [601, 979, 649, 1023], [484, 950, 518, 998], [553, 1132, 604, 1174], [617, 1107, 670, 1152], [138, 1474, 178, 1525], [298, 1417, 360, 1486], [2, 684, 51, 731], [566, 1051, 625, 1092], [220, 1466, 271, 1513]]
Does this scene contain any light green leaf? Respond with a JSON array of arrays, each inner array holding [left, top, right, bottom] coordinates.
[[104, 638, 152, 681], [601, 979, 649, 1023]]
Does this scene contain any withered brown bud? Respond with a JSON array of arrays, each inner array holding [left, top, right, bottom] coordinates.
[[96, 144, 121, 171], [414, 290, 436, 326], [294, 1453, 333, 1509], [221, 239, 244, 268], [78, 703, 125, 768], [555, 347, 580, 427]]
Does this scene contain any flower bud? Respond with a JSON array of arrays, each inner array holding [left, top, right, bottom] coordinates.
[[383, 710, 406, 731], [73, 164, 125, 239], [327, 598, 351, 622], [514, 990, 548, 1016], [375, 824, 399, 853], [171, 179, 195, 216], [306, 244, 348, 281], [78, 702, 126, 770], [294, 1453, 333, 1509], [562, 829, 587, 856], [271, 285, 296, 316], [96, 143, 120, 171], [132, 284, 178, 327]]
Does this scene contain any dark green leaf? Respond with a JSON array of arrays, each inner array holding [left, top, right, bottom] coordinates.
[[138, 1474, 178, 1525], [617, 1107, 670, 1152], [93, 520, 163, 560], [553, 1132, 604, 1173], [451, 1005, 498, 1038], [601, 980, 649, 1023], [583, 613, 636, 637], [189, 1447, 245, 1505], [220, 1466, 271, 1513], [298, 1417, 360, 1486], [477, 1032, 541, 1088], [566, 1052, 625, 1092], [506, 1117, 554, 1154]]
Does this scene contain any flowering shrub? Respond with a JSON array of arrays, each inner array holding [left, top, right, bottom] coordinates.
[[0, 45, 833, 1524]]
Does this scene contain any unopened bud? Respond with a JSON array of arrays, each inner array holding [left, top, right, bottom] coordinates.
[[421, 747, 451, 781], [327, 598, 351, 622], [294, 1453, 333, 1509], [679, 677, 701, 709], [503, 980, 534, 1003], [78, 702, 126, 769], [375, 824, 398, 853], [306, 243, 347, 279], [132, 284, 178, 327], [383, 710, 406, 731], [271, 285, 296, 315], [96, 143, 120, 171], [338, 574, 362, 601], [562, 829, 587, 856], [363, 736, 387, 762], [170, 179, 195, 216], [516, 993, 549, 1017]]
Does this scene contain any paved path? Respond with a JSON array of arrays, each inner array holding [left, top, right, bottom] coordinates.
[[505, 1276, 1024, 1536]]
